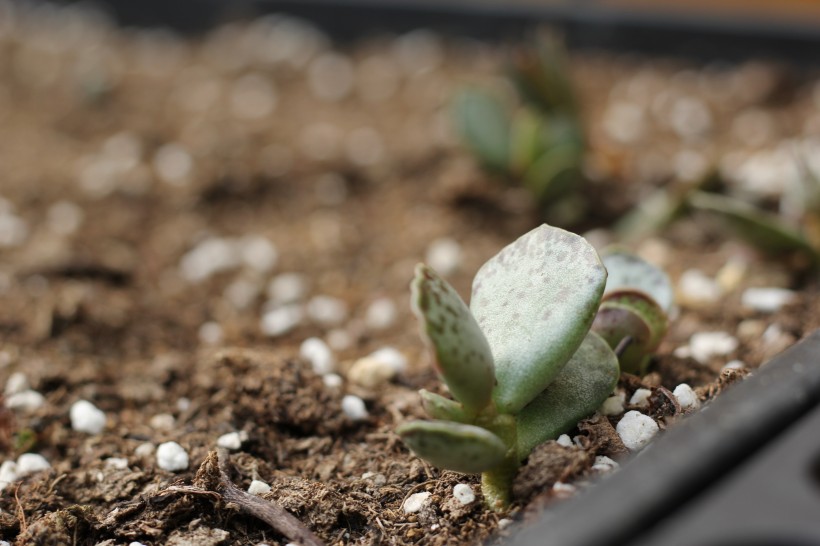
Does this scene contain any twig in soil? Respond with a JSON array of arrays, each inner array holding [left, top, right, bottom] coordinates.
[[14, 483, 27, 534], [214, 448, 325, 546]]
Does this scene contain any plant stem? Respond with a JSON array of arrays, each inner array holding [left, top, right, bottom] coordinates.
[[481, 457, 518, 511]]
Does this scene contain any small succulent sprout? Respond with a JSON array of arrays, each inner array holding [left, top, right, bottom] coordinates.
[[508, 34, 578, 117], [398, 224, 618, 510], [471, 225, 607, 414], [453, 88, 510, 172], [688, 191, 819, 261], [411, 264, 495, 415], [593, 290, 668, 375], [593, 251, 673, 374]]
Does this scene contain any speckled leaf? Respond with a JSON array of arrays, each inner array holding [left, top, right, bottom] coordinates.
[[471, 224, 607, 414], [602, 251, 674, 312], [688, 191, 818, 258], [397, 420, 508, 474], [453, 89, 510, 172], [516, 331, 619, 459], [419, 389, 469, 423], [411, 264, 495, 414]]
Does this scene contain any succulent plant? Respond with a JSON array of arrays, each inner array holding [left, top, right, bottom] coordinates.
[[452, 36, 585, 223], [397, 225, 620, 510]]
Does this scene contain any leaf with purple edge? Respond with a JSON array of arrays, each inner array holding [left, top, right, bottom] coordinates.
[[470, 224, 607, 414], [411, 264, 495, 415]]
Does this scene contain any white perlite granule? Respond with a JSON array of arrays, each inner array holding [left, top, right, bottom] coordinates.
[[556, 434, 573, 448], [616, 411, 659, 451], [341, 395, 368, 421], [453, 483, 476, 505], [70, 400, 107, 435], [599, 393, 625, 416], [629, 388, 652, 408], [217, 431, 247, 450], [403, 491, 432, 514], [248, 479, 272, 496], [673, 383, 700, 410], [156, 441, 189, 472], [299, 337, 335, 375], [16, 453, 50, 477]]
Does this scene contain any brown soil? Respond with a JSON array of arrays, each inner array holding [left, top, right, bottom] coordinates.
[[1, 6, 820, 545]]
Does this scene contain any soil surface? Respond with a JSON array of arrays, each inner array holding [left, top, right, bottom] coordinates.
[[1, 5, 820, 545]]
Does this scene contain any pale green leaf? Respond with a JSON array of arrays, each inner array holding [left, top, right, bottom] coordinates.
[[453, 89, 510, 172], [602, 251, 674, 312], [419, 389, 469, 423], [516, 331, 619, 459], [397, 420, 508, 474], [411, 264, 495, 414], [471, 224, 607, 414]]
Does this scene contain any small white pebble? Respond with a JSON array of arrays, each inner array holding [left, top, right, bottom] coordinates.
[[128, 542, 148, 546], [591, 456, 619, 473], [425, 238, 461, 276], [70, 400, 107, 435], [149, 413, 175, 431], [134, 442, 155, 458], [5, 390, 45, 412], [156, 441, 189, 472], [629, 388, 652, 408], [361, 471, 387, 486], [364, 297, 397, 330], [556, 434, 573, 447], [552, 482, 577, 498], [217, 431, 246, 450], [306, 295, 348, 327], [453, 483, 475, 505], [179, 237, 239, 283], [673, 384, 700, 410], [326, 328, 353, 351], [198, 321, 224, 345], [678, 269, 722, 307], [105, 457, 129, 470], [722, 360, 746, 371], [224, 277, 262, 310], [260, 304, 304, 337], [322, 373, 344, 389], [299, 337, 336, 375], [248, 479, 272, 496], [403, 491, 432, 514], [267, 273, 308, 304], [616, 411, 659, 451], [16, 453, 50, 477], [348, 356, 397, 389], [498, 518, 514, 530], [0, 460, 17, 492], [741, 287, 796, 313], [153, 143, 193, 186], [341, 395, 368, 421], [239, 235, 278, 273], [688, 332, 739, 364], [4, 371, 28, 395], [599, 395, 624, 416], [368, 347, 408, 373]]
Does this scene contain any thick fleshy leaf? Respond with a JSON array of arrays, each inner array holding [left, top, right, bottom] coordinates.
[[453, 89, 510, 172], [419, 390, 469, 423], [471, 224, 607, 414], [523, 140, 584, 206], [397, 420, 508, 474], [602, 251, 674, 312], [509, 108, 547, 176], [411, 264, 495, 414], [509, 35, 577, 116], [688, 191, 818, 258], [516, 331, 619, 459]]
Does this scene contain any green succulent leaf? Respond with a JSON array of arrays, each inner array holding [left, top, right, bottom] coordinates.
[[419, 389, 469, 423], [471, 224, 607, 414], [509, 108, 547, 175], [397, 420, 508, 474], [688, 191, 818, 258], [453, 89, 511, 172], [411, 264, 495, 414], [509, 35, 577, 116], [602, 251, 674, 312], [523, 140, 584, 206], [516, 331, 619, 459]]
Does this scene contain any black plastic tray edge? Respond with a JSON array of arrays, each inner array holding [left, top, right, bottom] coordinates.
[[508, 329, 820, 546]]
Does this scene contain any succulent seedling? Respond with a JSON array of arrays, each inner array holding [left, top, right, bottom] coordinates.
[[453, 36, 586, 223], [592, 251, 673, 375], [397, 225, 620, 510]]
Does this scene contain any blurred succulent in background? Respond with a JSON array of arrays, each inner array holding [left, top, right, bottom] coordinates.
[[397, 225, 671, 510], [453, 35, 586, 225]]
